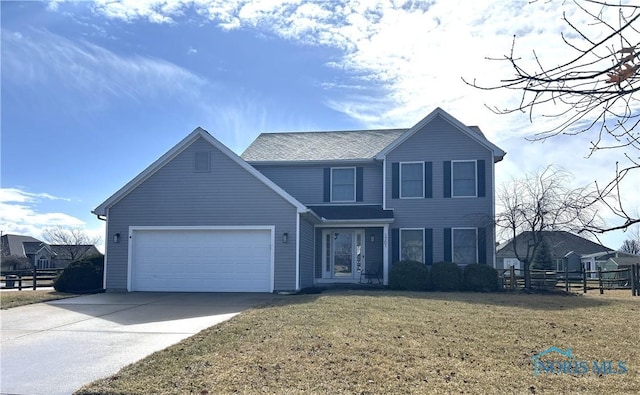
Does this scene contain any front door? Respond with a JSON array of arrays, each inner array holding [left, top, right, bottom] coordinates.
[[322, 229, 364, 280]]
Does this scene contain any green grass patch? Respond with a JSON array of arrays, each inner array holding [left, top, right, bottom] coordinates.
[[1, 290, 77, 309], [76, 290, 639, 394]]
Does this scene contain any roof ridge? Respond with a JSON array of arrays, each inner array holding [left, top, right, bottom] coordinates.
[[256, 128, 409, 135]]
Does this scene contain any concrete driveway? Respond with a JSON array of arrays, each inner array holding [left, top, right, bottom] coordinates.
[[1, 292, 275, 395]]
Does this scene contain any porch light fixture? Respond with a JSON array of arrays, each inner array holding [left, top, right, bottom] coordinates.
[[113, 233, 120, 243], [370, 234, 375, 243], [282, 232, 288, 243]]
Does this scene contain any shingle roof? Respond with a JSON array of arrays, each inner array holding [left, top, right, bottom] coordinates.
[[22, 242, 51, 255], [1, 234, 42, 257], [308, 205, 394, 220], [496, 231, 613, 260], [50, 245, 100, 260], [241, 129, 408, 162], [609, 256, 640, 267]]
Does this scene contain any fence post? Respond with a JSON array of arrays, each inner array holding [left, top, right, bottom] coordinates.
[[633, 264, 639, 297], [583, 264, 588, 294], [32, 265, 37, 290], [598, 268, 603, 295], [565, 264, 569, 292], [524, 262, 531, 290], [510, 265, 516, 289]]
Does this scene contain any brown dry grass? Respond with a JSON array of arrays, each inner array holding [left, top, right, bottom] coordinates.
[[76, 290, 639, 394], [0, 290, 77, 309]]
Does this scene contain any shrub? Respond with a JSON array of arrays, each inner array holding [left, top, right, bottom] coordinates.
[[389, 260, 430, 291], [463, 264, 499, 292], [54, 255, 104, 293], [430, 262, 462, 291]]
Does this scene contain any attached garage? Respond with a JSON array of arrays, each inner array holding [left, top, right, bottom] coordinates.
[[129, 227, 274, 292]]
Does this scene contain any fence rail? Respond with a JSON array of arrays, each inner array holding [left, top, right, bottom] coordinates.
[[0, 269, 64, 290], [497, 263, 640, 296]]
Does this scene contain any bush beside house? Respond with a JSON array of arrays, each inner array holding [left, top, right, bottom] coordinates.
[[429, 262, 462, 291], [389, 260, 430, 291], [389, 261, 500, 292], [54, 254, 104, 293], [463, 264, 499, 292]]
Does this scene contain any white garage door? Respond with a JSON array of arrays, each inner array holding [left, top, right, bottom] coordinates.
[[130, 228, 273, 292]]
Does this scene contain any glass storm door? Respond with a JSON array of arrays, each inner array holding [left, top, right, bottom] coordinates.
[[323, 230, 364, 279]]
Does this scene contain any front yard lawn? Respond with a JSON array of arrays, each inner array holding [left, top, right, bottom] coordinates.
[[77, 290, 639, 394], [1, 290, 77, 309]]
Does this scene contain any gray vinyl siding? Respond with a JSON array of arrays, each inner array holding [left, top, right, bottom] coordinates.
[[298, 217, 315, 288], [253, 162, 383, 205], [386, 114, 496, 265], [364, 227, 383, 274], [104, 137, 299, 292]]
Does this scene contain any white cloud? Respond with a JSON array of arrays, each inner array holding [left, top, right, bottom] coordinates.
[[0, 187, 107, 252], [68, 0, 638, 246], [0, 188, 82, 234], [2, 27, 209, 108], [0, 188, 72, 204]]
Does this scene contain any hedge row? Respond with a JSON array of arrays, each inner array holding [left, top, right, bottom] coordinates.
[[389, 260, 499, 292]]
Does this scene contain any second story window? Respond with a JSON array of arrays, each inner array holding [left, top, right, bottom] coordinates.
[[452, 160, 476, 197], [400, 162, 424, 198], [331, 168, 356, 202]]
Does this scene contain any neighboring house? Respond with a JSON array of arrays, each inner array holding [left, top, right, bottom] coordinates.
[[581, 251, 640, 280], [0, 234, 100, 271], [1, 234, 57, 270], [496, 231, 613, 277], [49, 244, 102, 267], [93, 107, 506, 293]]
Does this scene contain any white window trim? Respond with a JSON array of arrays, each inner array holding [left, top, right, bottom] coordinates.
[[399, 161, 424, 199], [330, 167, 356, 202], [451, 227, 478, 264], [400, 228, 425, 263], [451, 160, 477, 198]]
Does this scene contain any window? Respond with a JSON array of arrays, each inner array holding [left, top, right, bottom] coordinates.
[[331, 168, 356, 202], [504, 258, 521, 271], [37, 256, 50, 269], [400, 229, 424, 263], [452, 160, 476, 197], [400, 162, 424, 198], [555, 259, 565, 272], [194, 151, 211, 172], [452, 228, 477, 264]]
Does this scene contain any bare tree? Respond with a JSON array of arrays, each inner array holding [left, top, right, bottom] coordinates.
[[466, 0, 640, 232], [620, 224, 640, 253], [43, 226, 102, 263], [497, 166, 602, 287]]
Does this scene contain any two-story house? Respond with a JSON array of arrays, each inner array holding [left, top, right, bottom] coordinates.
[[93, 108, 505, 292]]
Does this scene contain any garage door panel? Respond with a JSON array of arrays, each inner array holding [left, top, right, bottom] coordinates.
[[131, 228, 273, 292]]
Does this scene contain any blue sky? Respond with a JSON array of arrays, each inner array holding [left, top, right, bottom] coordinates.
[[1, 0, 637, 252]]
